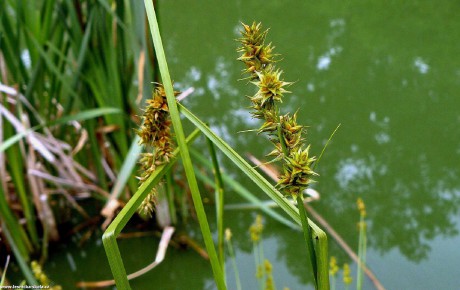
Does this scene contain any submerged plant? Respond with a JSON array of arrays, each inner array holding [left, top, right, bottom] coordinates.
[[237, 22, 326, 289], [136, 84, 177, 218]]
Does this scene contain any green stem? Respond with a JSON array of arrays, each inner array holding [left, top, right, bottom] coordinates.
[[296, 194, 318, 289], [277, 120, 289, 158], [165, 171, 177, 225], [357, 215, 366, 290], [226, 237, 242, 290], [207, 138, 225, 274]]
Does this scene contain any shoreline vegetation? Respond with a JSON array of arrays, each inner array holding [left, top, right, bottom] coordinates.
[[1, 1, 383, 290]]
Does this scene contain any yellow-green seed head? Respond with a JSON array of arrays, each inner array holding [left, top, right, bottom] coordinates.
[[225, 228, 233, 241], [237, 22, 276, 76], [329, 256, 339, 276], [357, 197, 366, 217], [249, 214, 264, 243], [277, 145, 318, 197], [264, 259, 273, 274], [137, 189, 157, 219], [343, 263, 352, 285], [280, 113, 304, 151], [252, 66, 290, 106]]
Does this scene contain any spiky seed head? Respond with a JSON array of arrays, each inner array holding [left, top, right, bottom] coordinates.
[[237, 22, 277, 77], [277, 145, 318, 197], [252, 66, 290, 106], [137, 189, 157, 219], [280, 113, 304, 151]]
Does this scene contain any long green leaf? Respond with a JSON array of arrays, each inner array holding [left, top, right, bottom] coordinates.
[[143, 2, 226, 289]]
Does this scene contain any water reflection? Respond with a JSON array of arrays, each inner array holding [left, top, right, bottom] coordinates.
[[156, 0, 460, 288]]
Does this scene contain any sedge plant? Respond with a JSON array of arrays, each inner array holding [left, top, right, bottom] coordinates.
[[236, 22, 328, 289], [103, 4, 330, 290]]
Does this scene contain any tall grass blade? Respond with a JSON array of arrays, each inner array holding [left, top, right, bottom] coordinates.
[[143, 2, 225, 289], [0, 185, 31, 259]]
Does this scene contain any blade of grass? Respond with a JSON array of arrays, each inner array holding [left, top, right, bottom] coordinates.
[[1, 222, 37, 286], [2, 119, 39, 247], [206, 138, 225, 273], [143, 2, 225, 289], [0, 255, 10, 286], [102, 135, 142, 217], [103, 129, 199, 290], [0, 185, 31, 259]]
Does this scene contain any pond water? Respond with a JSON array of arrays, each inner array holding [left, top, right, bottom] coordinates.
[[43, 1, 460, 289]]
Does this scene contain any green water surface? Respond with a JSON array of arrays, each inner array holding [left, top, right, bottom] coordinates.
[[46, 1, 460, 289]]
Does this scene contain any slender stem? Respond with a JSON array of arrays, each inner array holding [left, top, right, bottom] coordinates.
[[330, 275, 336, 290], [277, 122, 289, 158], [207, 138, 225, 273], [165, 172, 177, 225], [259, 241, 266, 290], [226, 237, 242, 290], [357, 215, 366, 290], [297, 194, 318, 289]]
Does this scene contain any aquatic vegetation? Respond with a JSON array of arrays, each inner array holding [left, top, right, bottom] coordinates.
[[237, 21, 327, 289]]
